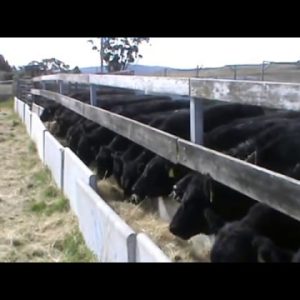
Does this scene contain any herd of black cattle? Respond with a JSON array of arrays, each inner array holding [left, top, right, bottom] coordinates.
[[32, 86, 300, 263]]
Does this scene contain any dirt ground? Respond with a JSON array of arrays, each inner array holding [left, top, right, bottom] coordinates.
[[0, 99, 96, 262]]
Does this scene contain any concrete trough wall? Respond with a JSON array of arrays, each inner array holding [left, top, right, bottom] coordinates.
[[14, 96, 17, 112], [17, 98, 24, 120], [32, 103, 44, 117], [136, 233, 171, 262], [76, 180, 136, 262], [158, 197, 180, 222], [31, 113, 47, 161], [44, 131, 64, 189], [24, 104, 31, 135], [63, 148, 97, 216], [15, 97, 172, 263]]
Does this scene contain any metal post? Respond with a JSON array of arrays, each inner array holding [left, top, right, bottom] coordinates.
[[16, 79, 19, 99], [100, 38, 104, 74], [190, 97, 204, 145], [261, 61, 266, 81], [189, 79, 203, 145], [90, 84, 97, 106], [234, 65, 237, 80], [127, 233, 137, 263], [196, 65, 200, 77], [58, 80, 64, 94]]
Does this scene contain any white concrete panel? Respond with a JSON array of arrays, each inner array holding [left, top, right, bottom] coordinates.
[[44, 131, 64, 189], [17, 99, 24, 120], [158, 197, 180, 222], [76, 180, 136, 262], [15, 98, 20, 115], [63, 148, 96, 216], [32, 103, 44, 117], [24, 104, 31, 135], [136, 233, 171, 262], [14, 97, 17, 112], [39, 106, 44, 117], [20, 101, 24, 121], [31, 113, 47, 161]]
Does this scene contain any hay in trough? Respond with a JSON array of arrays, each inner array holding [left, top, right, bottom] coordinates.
[[97, 178, 212, 262]]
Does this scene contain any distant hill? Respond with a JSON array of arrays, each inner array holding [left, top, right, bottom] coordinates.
[[80, 64, 177, 75], [80, 61, 300, 84]]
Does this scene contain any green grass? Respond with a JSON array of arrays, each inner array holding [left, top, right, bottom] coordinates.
[[45, 197, 69, 215], [29, 194, 69, 216], [28, 141, 37, 154], [61, 228, 97, 262], [0, 97, 13, 109], [31, 168, 51, 186], [0, 84, 12, 95], [11, 120, 20, 127], [43, 185, 59, 198], [30, 201, 47, 213]]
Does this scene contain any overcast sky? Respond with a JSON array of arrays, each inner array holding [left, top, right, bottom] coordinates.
[[1, 38, 300, 69]]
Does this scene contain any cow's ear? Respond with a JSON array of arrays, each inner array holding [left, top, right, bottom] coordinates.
[[79, 124, 86, 134], [112, 151, 122, 159], [137, 163, 145, 174], [168, 168, 175, 178]]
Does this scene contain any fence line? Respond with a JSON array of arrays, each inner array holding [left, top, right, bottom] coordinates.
[[154, 61, 300, 83], [0, 80, 13, 84], [30, 88, 300, 223]]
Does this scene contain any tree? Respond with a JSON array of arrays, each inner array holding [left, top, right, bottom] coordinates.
[[0, 54, 12, 72], [18, 58, 80, 78], [26, 58, 71, 75], [88, 38, 150, 72], [73, 66, 81, 73]]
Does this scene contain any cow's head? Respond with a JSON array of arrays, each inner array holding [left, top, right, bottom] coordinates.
[[112, 151, 124, 184], [169, 175, 211, 240], [96, 146, 114, 179], [210, 222, 259, 263], [121, 159, 146, 197], [77, 138, 96, 166], [40, 106, 57, 122], [170, 172, 195, 202], [131, 156, 177, 202]]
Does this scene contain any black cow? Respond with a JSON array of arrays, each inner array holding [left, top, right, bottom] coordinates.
[[204, 114, 300, 152], [210, 222, 293, 263], [95, 111, 170, 178], [96, 136, 132, 178], [169, 172, 197, 202], [128, 104, 266, 202], [113, 144, 144, 187], [169, 117, 300, 240], [119, 109, 184, 193], [292, 249, 300, 262], [76, 126, 116, 165], [52, 109, 83, 138], [39, 102, 62, 122], [109, 108, 190, 186], [118, 109, 191, 196], [210, 203, 300, 262], [76, 99, 190, 166], [169, 173, 255, 240], [131, 157, 189, 202], [66, 120, 99, 152], [198, 103, 265, 132]]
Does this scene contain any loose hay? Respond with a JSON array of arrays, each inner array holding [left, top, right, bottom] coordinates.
[[0, 102, 96, 262]]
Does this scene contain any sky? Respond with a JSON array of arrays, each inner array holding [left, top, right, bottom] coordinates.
[[1, 38, 300, 69]]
